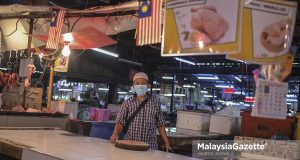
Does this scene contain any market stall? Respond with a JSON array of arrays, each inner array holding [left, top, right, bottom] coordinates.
[[0, 0, 299, 159]]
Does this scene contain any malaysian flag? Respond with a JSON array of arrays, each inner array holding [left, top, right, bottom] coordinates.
[[46, 9, 65, 49], [136, 0, 163, 46]]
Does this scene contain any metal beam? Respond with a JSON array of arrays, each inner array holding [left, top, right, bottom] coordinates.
[[0, 10, 136, 19]]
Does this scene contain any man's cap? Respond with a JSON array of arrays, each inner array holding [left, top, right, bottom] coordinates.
[[133, 72, 149, 82]]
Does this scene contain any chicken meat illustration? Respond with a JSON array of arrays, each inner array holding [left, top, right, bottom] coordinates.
[[261, 19, 288, 53], [190, 4, 229, 45]]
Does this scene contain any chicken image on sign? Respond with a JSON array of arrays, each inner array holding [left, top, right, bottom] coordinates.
[[162, 0, 243, 56], [54, 56, 69, 72], [227, 0, 297, 64]]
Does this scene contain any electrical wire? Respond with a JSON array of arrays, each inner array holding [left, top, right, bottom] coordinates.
[[65, 17, 71, 32], [4, 18, 22, 37], [71, 16, 82, 32]]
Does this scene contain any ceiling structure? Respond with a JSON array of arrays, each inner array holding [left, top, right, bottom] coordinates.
[[0, 0, 299, 91]]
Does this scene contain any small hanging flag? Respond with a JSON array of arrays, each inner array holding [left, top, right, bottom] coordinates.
[[46, 9, 65, 49], [136, 0, 163, 46]]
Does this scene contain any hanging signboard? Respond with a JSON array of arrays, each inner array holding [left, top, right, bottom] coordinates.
[[161, 0, 243, 56], [54, 56, 69, 72], [251, 79, 288, 119], [227, 0, 297, 64]]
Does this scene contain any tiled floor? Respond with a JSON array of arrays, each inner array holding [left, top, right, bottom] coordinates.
[[0, 130, 199, 160]]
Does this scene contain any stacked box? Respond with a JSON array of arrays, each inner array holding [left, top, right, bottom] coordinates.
[[209, 114, 241, 135], [1, 85, 43, 110], [2, 85, 25, 109], [176, 111, 211, 131], [24, 87, 43, 110]]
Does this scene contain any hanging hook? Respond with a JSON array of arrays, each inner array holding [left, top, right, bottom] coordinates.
[[15, 50, 19, 59], [20, 50, 23, 57]]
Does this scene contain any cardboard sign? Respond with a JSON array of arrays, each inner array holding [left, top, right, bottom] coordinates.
[[227, 0, 297, 64], [54, 56, 69, 72], [162, 0, 243, 56]]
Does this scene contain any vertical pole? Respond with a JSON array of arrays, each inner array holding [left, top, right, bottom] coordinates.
[[108, 84, 116, 104], [23, 18, 34, 109], [295, 84, 300, 140], [298, 84, 300, 112], [170, 73, 176, 113], [47, 66, 54, 109]]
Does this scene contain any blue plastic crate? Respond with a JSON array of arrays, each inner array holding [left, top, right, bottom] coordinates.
[[89, 122, 124, 140]]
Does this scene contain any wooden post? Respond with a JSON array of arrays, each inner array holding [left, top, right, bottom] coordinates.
[[23, 18, 34, 109], [296, 113, 300, 140], [47, 66, 54, 109]]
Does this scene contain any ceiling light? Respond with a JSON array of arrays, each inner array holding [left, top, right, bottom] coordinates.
[[203, 95, 216, 98], [198, 41, 204, 48], [0, 68, 8, 71], [62, 44, 71, 57], [162, 76, 173, 80], [118, 58, 142, 66], [152, 88, 161, 91], [63, 33, 74, 42], [287, 94, 297, 98], [198, 76, 219, 80], [200, 91, 208, 94], [215, 85, 233, 88], [175, 57, 196, 65], [34, 71, 43, 74], [98, 88, 109, 91], [174, 94, 185, 97], [287, 99, 298, 102], [58, 89, 72, 92], [92, 48, 119, 58], [235, 76, 242, 82], [183, 85, 195, 88], [164, 94, 185, 97], [118, 92, 127, 94]]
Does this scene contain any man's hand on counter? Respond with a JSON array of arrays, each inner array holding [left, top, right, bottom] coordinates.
[[165, 142, 173, 152], [110, 133, 119, 143]]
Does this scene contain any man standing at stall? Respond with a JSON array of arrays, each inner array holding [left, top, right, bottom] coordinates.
[[110, 72, 171, 151]]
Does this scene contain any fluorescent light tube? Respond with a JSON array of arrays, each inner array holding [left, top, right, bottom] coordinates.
[[152, 88, 161, 91], [287, 94, 297, 98], [215, 85, 232, 88], [0, 68, 8, 70], [118, 92, 127, 94], [58, 89, 73, 92], [183, 85, 195, 88], [98, 88, 109, 91], [174, 94, 185, 97], [235, 76, 242, 82], [198, 76, 219, 80], [92, 48, 119, 58], [203, 95, 216, 98], [287, 99, 297, 102], [200, 91, 208, 94], [118, 58, 142, 66], [162, 76, 174, 80], [175, 57, 195, 65], [34, 71, 43, 74], [163, 94, 185, 97]]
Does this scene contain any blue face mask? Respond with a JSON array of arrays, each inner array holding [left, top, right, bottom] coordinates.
[[133, 85, 148, 96]]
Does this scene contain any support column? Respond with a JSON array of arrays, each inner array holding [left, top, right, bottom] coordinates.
[[297, 84, 300, 113], [107, 84, 117, 105], [296, 84, 300, 140], [47, 66, 54, 109], [170, 74, 176, 113]]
